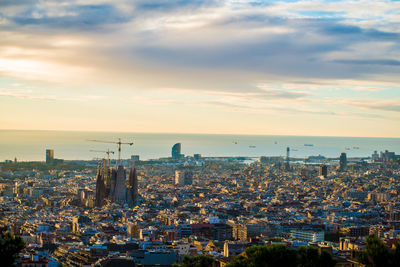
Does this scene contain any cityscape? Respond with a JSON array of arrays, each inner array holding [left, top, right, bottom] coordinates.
[[1, 0, 400, 266], [1, 140, 399, 266]]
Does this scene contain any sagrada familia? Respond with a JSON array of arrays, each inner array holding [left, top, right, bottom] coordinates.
[[95, 161, 138, 208]]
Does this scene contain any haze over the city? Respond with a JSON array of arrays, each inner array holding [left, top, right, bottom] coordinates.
[[0, 0, 399, 137]]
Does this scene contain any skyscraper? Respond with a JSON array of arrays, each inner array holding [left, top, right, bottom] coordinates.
[[46, 149, 54, 164], [172, 143, 182, 159], [339, 152, 347, 171], [175, 170, 193, 186]]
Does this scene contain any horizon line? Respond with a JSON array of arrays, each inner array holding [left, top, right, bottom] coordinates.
[[1, 128, 399, 139]]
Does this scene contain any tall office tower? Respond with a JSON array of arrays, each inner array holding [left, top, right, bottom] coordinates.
[[46, 149, 54, 164], [175, 170, 193, 186], [339, 152, 347, 171], [113, 165, 127, 204], [172, 143, 182, 159], [95, 161, 106, 207], [319, 164, 328, 177], [127, 165, 138, 207]]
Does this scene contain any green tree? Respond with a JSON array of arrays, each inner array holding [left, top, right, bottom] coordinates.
[[0, 231, 26, 266], [227, 244, 297, 267], [174, 254, 217, 267], [226, 255, 248, 267], [318, 250, 337, 267], [298, 246, 320, 267], [389, 241, 400, 266], [227, 244, 336, 267], [298, 246, 336, 267], [358, 236, 400, 267], [358, 236, 390, 267]]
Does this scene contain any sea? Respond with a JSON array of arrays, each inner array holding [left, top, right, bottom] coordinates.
[[0, 130, 399, 162]]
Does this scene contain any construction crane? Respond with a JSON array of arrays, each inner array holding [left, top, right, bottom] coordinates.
[[89, 149, 114, 169], [87, 138, 133, 165]]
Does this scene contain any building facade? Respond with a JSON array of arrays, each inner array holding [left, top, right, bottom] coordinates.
[[290, 229, 324, 243], [172, 143, 183, 159], [46, 149, 54, 164], [175, 170, 193, 186]]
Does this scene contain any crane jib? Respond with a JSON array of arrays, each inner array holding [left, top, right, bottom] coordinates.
[[87, 139, 134, 166]]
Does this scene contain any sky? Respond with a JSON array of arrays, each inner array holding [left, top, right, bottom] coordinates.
[[0, 0, 399, 137]]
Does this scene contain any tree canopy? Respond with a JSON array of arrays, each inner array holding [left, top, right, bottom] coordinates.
[[173, 254, 217, 267], [227, 244, 336, 267], [358, 236, 400, 267], [0, 231, 26, 267]]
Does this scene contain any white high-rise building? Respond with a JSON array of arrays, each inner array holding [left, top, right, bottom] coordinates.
[[175, 170, 193, 186]]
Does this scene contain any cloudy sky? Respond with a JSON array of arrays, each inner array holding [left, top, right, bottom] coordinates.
[[0, 0, 399, 137]]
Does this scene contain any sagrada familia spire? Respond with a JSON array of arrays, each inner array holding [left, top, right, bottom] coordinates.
[[95, 160, 138, 208]]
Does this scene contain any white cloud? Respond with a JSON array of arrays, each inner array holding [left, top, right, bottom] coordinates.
[[0, 0, 399, 135]]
